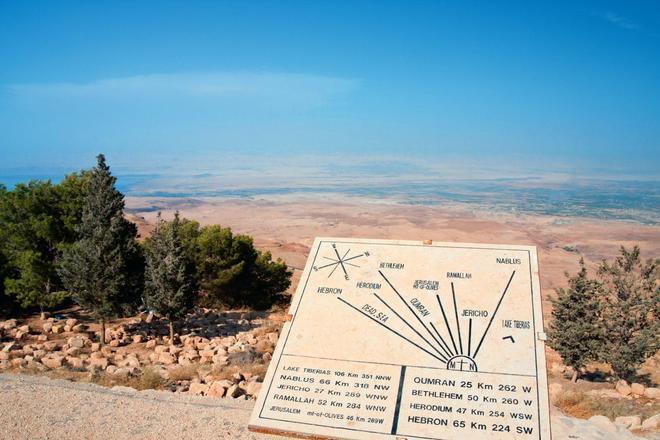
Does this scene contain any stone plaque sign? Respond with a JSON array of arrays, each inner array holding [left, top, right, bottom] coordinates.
[[249, 238, 552, 439]]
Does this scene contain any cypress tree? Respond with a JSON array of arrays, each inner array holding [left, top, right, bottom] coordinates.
[[548, 258, 604, 382], [58, 154, 144, 345], [597, 246, 659, 381], [144, 212, 195, 343]]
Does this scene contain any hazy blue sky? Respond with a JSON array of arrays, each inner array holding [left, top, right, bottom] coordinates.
[[1, 0, 659, 175]]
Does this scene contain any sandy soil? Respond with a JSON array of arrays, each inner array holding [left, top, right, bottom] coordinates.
[[125, 196, 660, 316]]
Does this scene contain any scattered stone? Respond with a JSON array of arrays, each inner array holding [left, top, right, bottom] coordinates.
[[615, 415, 641, 430], [40, 355, 64, 369], [0, 352, 9, 361], [18, 324, 30, 333], [2, 341, 15, 352], [189, 381, 209, 396], [72, 324, 87, 333], [37, 334, 48, 341], [65, 318, 78, 327], [145, 312, 154, 324], [616, 380, 632, 397], [145, 339, 157, 349], [42, 322, 53, 333], [207, 381, 228, 398], [642, 414, 660, 431], [132, 335, 144, 344], [66, 356, 84, 369], [158, 353, 176, 365], [67, 336, 85, 349], [630, 383, 645, 397], [644, 387, 660, 400], [244, 381, 262, 397], [51, 325, 63, 334], [90, 343, 100, 352], [89, 356, 109, 369], [226, 384, 243, 398]]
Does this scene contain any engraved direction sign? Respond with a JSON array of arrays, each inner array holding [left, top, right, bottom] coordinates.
[[249, 238, 552, 440]]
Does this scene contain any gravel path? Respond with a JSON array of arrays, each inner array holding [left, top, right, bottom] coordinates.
[[0, 373, 280, 440], [1, 373, 654, 440]]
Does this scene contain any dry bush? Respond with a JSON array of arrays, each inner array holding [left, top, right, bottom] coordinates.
[[167, 364, 199, 381], [209, 362, 268, 381], [131, 367, 167, 390], [556, 391, 660, 420]]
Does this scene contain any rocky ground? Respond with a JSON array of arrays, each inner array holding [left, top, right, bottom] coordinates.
[[0, 309, 285, 400], [1, 311, 659, 438]]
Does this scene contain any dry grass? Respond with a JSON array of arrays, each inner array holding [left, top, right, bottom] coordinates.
[[89, 367, 167, 391], [208, 362, 268, 381], [167, 364, 200, 381], [556, 390, 660, 421]]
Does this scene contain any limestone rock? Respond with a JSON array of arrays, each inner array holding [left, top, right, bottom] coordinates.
[[41, 355, 64, 369], [158, 353, 176, 365], [66, 356, 84, 369], [206, 381, 228, 398], [42, 322, 53, 333], [72, 324, 87, 333], [145, 339, 157, 349], [132, 335, 144, 344], [642, 414, 660, 431], [51, 325, 63, 334], [65, 318, 77, 327], [244, 381, 262, 397], [615, 380, 632, 396], [644, 387, 660, 400], [630, 383, 645, 396], [189, 381, 209, 396], [615, 415, 641, 430], [67, 336, 85, 349], [226, 384, 244, 398]]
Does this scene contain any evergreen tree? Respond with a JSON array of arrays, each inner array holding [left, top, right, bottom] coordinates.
[[548, 259, 604, 382], [144, 212, 195, 342], [58, 154, 144, 345], [0, 181, 68, 313], [597, 246, 659, 381]]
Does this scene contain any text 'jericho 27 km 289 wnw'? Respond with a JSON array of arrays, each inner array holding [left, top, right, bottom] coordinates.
[[249, 238, 552, 440]]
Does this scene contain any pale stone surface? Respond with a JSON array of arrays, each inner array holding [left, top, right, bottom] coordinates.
[[630, 382, 645, 396], [645, 387, 660, 400], [589, 415, 618, 433], [642, 413, 660, 431], [614, 415, 641, 430], [616, 380, 632, 396], [250, 238, 552, 440]]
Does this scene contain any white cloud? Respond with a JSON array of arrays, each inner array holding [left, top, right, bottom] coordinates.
[[5, 72, 359, 107], [599, 11, 640, 31]]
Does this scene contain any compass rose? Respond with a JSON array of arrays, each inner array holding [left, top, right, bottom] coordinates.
[[313, 243, 369, 280]]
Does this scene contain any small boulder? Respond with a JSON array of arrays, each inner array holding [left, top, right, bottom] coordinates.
[[51, 325, 63, 334], [226, 384, 244, 398], [18, 324, 30, 333], [132, 335, 144, 344], [642, 414, 660, 431], [145, 339, 157, 349], [244, 381, 262, 397], [66, 356, 84, 369], [644, 387, 660, 400], [207, 381, 228, 398], [65, 318, 77, 327], [158, 353, 176, 365], [41, 355, 64, 369], [630, 383, 645, 397], [42, 322, 53, 333], [189, 381, 209, 396], [616, 380, 632, 397], [72, 324, 87, 333], [67, 336, 85, 349]]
